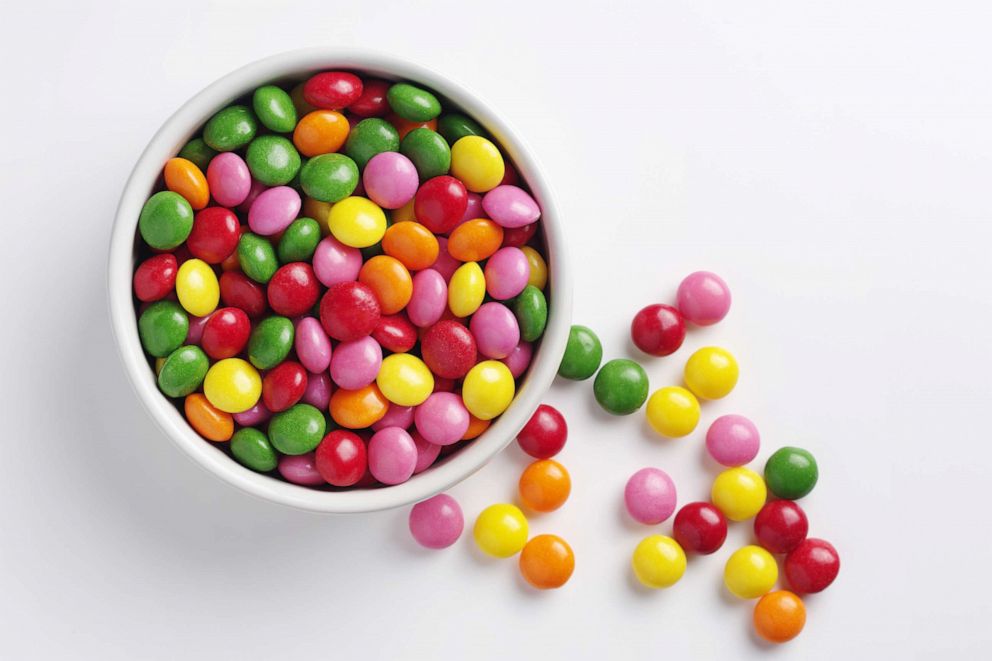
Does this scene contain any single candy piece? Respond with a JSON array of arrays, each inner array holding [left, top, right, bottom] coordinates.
[[448, 219, 504, 262], [315, 430, 368, 487], [262, 360, 308, 412], [184, 393, 233, 441], [202, 358, 261, 413], [724, 545, 778, 599], [511, 285, 547, 342], [302, 370, 332, 409], [269, 403, 326, 455], [233, 402, 271, 428], [139, 191, 193, 250], [349, 78, 390, 117], [450, 136, 504, 193], [754, 591, 806, 643], [293, 109, 350, 157], [645, 386, 700, 438], [684, 346, 739, 400], [138, 300, 189, 357], [407, 269, 447, 328], [330, 384, 389, 429], [706, 414, 760, 466], [133, 254, 178, 302], [764, 447, 819, 499], [203, 105, 257, 152], [175, 259, 219, 317], [303, 71, 363, 110], [178, 138, 217, 172], [414, 392, 470, 446], [187, 207, 239, 264], [330, 336, 383, 390], [409, 494, 464, 549], [415, 175, 468, 234], [248, 186, 301, 235], [230, 427, 278, 472], [473, 504, 528, 557], [219, 272, 267, 318], [373, 314, 418, 354], [448, 262, 486, 318], [237, 233, 279, 284], [278, 452, 324, 486], [462, 360, 515, 420], [631, 304, 686, 357], [517, 404, 567, 459], [368, 426, 417, 485], [319, 281, 381, 341], [387, 83, 441, 121], [631, 535, 686, 589], [711, 467, 767, 521], [252, 84, 297, 133], [624, 468, 677, 525], [247, 316, 294, 369], [377, 353, 434, 407], [519, 534, 574, 589], [501, 222, 537, 248], [399, 127, 450, 181], [469, 302, 520, 359], [411, 430, 442, 473], [421, 320, 478, 379], [677, 271, 731, 326], [673, 502, 727, 555], [482, 185, 540, 228], [344, 118, 400, 169], [206, 153, 252, 207], [437, 112, 486, 144], [313, 235, 363, 287], [558, 325, 602, 380], [267, 262, 320, 317], [784, 538, 840, 594], [363, 152, 420, 209], [163, 157, 209, 210], [485, 247, 530, 300], [594, 359, 649, 415], [373, 403, 415, 432], [246, 135, 301, 186], [328, 196, 387, 248], [501, 340, 533, 378], [359, 255, 413, 315], [521, 246, 548, 290], [200, 307, 250, 359], [300, 153, 359, 203], [519, 459, 571, 512], [382, 222, 439, 271], [277, 217, 322, 264], [755, 501, 809, 554], [158, 346, 209, 398]]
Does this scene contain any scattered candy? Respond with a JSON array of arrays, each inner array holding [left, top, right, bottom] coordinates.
[[558, 325, 602, 380], [724, 545, 778, 599], [645, 386, 700, 438], [630, 304, 686, 356], [684, 346, 739, 400], [631, 535, 686, 589], [753, 591, 806, 643], [593, 359, 649, 415], [765, 446, 819, 499], [676, 271, 732, 326], [672, 502, 727, 555], [409, 494, 464, 549], [519, 534, 574, 589], [784, 538, 840, 594], [711, 467, 767, 522], [474, 504, 528, 558], [705, 414, 760, 466], [754, 500, 809, 554], [519, 459, 571, 512], [624, 468, 677, 525], [516, 404, 567, 459]]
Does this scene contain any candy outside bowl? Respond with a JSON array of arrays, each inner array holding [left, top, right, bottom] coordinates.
[[108, 48, 572, 514]]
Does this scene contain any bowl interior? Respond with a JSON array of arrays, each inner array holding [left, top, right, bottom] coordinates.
[[109, 49, 571, 513]]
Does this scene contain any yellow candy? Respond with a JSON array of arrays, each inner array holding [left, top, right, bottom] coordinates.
[[328, 196, 387, 248], [631, 535, 687, 588], [154, 357, 167, 375], [391, 198, 417, 224], [645, 386, 700, 438], [684, 346, 738, 400], [724, 545, 778, 599], [376, 353, 434, 407], [450, 136, 505, 193], [711, 467, 767, 521], [302, 196, 333, 235], [448, 262, 486, 317], [175, 258, 219, 317], [203, 358, 262, 413], [521, 246, 547, 290], [462, 360, 515, 420], [473, 504, 528, 557]]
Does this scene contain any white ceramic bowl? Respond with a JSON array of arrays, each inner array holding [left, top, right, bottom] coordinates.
[[108, 49, 571, 513]]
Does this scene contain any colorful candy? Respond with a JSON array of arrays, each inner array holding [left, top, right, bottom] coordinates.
[[630, 304, 685, 356], [593, 359, 649, 415], [672, 502, 727, 555], [754, 500, 809, 554], [516, 404, 567, 459], [409, 494, 464, 549], [677, 271, 732, 326], [473, 504, 528, 558], [624, 468, 677, 525], [683, 346, 739, 400], [724, 545, 778, 599], [784, 538, 839, 593], [711, 467, 767, 522], [519, 534, 574, 589], [518, 459, 571, 512], [705, 414, 760, 466], [558, 325, 602, 380], [753, 591, 806, 643], [631, 535, 686, 588], [645, 386, 700, 438], [764, 446, 819, 499]]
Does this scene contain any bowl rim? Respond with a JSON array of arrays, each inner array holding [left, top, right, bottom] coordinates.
[[107, 47, 572, 513]]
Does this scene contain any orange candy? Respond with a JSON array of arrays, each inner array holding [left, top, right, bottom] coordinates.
[[519, 534, 575, 589], [382, 221, 440, 271], [330, 384, 389, 429], [388, 113, 437, 140], [519, 459, 571, 512], [462, 414, 491, 440], [753, 590, 806, 643], [447, 219, 504, 262], [293, 110, 350, 157], [359, 255, 413, 314], [184, 393, 234, 441], [164, 157, 209, 210]]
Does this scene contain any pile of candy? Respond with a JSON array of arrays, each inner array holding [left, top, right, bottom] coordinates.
[[407, 272, 839, 645], [133, 70, 551, 488]]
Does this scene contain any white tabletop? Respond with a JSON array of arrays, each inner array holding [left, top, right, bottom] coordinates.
[[2, 1, 990, 658]]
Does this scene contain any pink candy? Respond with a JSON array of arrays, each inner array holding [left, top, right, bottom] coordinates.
[[705, 415, 760, 466], [278, 453, 324, 486], [294, 317, 332, 373], [247, 186, 301, 235], [330, 336, 383, 389], [368, 427, 417, 485], [676, 271, 732, 326], [313, 236, 363, 287], [501, 340, 533, 378], [414, 392, 470, 446], [431, 237, 461, 282], [484, 247, 530, 300], [624, 467, 677, 525], [407, 269, 447, 327], [408, 493, 464, 549], [232, 401, 271, 427], [469, 302, 520, 359], [372, 403, 415, 431], [206, 153, 251, 208], [482, 185, 540, 228], [411, 430, 442, 473], [301, 370, 332, 409], [363, 152, 419, 209]]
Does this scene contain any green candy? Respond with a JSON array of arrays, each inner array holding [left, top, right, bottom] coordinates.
[[558, 325, 603, 380], [400, 128, 451, 180], [138, 301, 189, 357], [764, 447, 819, 499], [300, 153, 359, 202], [246, 135, 301, 186], [252, 85, 297, 133], [230, 427, 278, 472], [387, 83, 441, 122], [593, 359, 649, 416], [203, 105, 257, 152], [268, 404, 326, 455], [512, 285, 548, 342], [248, 316, 294, 369], [344, 118, 400, 169], [437, 113, 486, 144], [277, 217, 321, 263], [138, 191, 194, 250], [178, 138, 217, 172], [237, 232, 278, 284], [157, 345, 209, 398]]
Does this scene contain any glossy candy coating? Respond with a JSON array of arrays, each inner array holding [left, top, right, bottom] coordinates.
[[706, 414, 760, 466], [349, 78, 390, 117], [246, 135, 301, 186], [363, 152, 419, 209], [400, 127, 450, 181], [328, 196, 387, 248], [373, 314, 418, 354], [138, 301, 189, 357], [558, 325, 602, 380], [316, 430, 368, 487], [344, 118, 400, 169], [645, 386, 700, 438], [206, 152, 251, 207], [248, 316, 294, 369], [268, 403, 326, 455], [448, 219, 504, 262], [277, 217, 321, 263], [631, 304, 686, 357], [300, 153, 358, 203], [447, 262, 486, 318], [462, 360, 515, 420], [415, 175, 468, 234], [411, 430, 442, 472], [764, 447, 819, 499], [469, 302, 520, 359], [278, 452, 324, 486], [133, 254, 178, 302], [178, 138, 217, 172], [377, 353, 434, 407], [139, 191, 193, 250], [313, 236, 363, 287], [303, 71, 363, 110], [319, 281, 381, 341], [407, 269, 447, 328], [519, 459, 571, 512], [485, 247, 530, 301], [482, 185, 540, 228], [188, 207, 239, 264], [382, 222, 439, 271], [755, 500, 809, 554], [175, 259, 219, 317], [421, 320, 477, 379], [754, 591, 806, 643], [521, 246, 548, 290], [414, 392, 470, 445], [624, 468, 677, 525], [510, 285, 547, 342], [501, 340, 533, 379], [262, 360, 308, 412], [473, 503, 528, 557], [184, 393, 234, 441], [330, 336, 382, 390], [203, 105, 257, 152], [359, 255, 413, 314], [593, 359, 649, 415], [677, 271, 731, 326], [330, 384, 389, 429], [450, 136, 504, 193], [387, 83, 441, 121], [519, 535, 574, 589], [164, 158, 209, 210], [724, 545, 779, 599], [230, 427, 278, 472], [784, 539, 839, 593], [293, 110, 349, 157], [158, 345, 209, 398], [200, 307, 250, 359], [368, 426, 417, 484], [437, 113, 485, 144], [202, 357, 261, 413], [267, 262, 320, 317], [302, 370, 332, 409], [237, 233, 279, 284], [673, 502, 727, 555], [711, 467, 767, 521], [409, 494, 464, 549], [684, 346, 739, 400], [631, 535, 686, 589], [516, 404, 567, 459], [248, 186, 301, 236], [219, 272, 267, 318], [252, 84, 297, 133]]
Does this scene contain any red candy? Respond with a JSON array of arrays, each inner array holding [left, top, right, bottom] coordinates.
[[187, 207, 240, 264], [372, 314, 418, 353], [672, 502, 728, 555], [319, 281, 381, 341], [348, 78, 390, 117], [784, 538, 840, 594], [414, 176, 468, 234], [316, 430, 368, 486], [133, 254, 177, 302], [267, 262, 320, 317], [262, 360, 308, 412], [420, 320, 477, 379], [200, 307, 250, 359], [516, 404, 567, 459], [630, 303, 686, 357], [219, 271, 267, 318], [303, 71, 363, 110], [502, 223, 537, 248], [754, 500, 809, 554]]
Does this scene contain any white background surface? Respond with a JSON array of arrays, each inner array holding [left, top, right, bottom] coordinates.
[[2, 1, 990, 658]]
